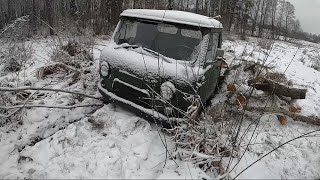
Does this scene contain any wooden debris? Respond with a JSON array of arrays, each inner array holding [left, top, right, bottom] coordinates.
[[227, 83, 237, 93], [236, 94, 247, 108], [244, 61, 273, 74], [36, 63, 78, 79], [248, 77, 307, 99], [16, 91, 31, 101], [265, 72, 287, 84], [245, 106, 320, 126], [289, 106, 302, 113], [277, 115, 288, 125]]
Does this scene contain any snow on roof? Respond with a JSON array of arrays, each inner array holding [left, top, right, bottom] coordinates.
[[120, 9, 223, 29]]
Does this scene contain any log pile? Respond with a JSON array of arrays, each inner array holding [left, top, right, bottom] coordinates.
[[248, 77, 307, 99], [223, 61, 319, 126]]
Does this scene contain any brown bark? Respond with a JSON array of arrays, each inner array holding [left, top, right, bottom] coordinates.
[[248, 78, 307, 99], [245, 106, 320, 126]]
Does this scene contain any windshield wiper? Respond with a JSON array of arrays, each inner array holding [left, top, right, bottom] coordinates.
[[140, 47, 171, 63], [141, 47, 159, 57], [115, 44, 171, 63], [114, 43, 138, 49]]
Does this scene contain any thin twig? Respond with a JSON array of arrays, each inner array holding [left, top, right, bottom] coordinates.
[[283, 47, 299, 74]]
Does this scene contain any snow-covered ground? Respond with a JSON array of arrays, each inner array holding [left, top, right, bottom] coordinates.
[[221, 37, 320, 179], [0, 36, 319, 179], [223, 37, 320, 117], [0, 38, 208, 179]]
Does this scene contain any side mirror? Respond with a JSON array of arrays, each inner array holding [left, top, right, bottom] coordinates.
[[216, 48, 224, 58], [204, 49, 225, 67]]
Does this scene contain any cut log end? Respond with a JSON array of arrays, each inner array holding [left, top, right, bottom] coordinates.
[[277, 115, 288, 126]]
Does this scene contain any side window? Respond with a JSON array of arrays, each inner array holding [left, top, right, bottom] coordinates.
[[125, 22, 138, 39], [114, 20, 138, 44], [205, 33, 219, 62], [218, 33, 222, 48], [212, 33, 219, 58]]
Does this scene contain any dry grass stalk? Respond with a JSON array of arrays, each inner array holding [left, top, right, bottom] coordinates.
[[257, 38, 273, 50], [164, 102, 235, 177], [0, 42, 32, 75], [51, 39, 93, 68], [36, 63, 78, 79], [0, 82, 25, 128]]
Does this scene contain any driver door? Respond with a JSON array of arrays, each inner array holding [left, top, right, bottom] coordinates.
[[198, 32, 222, 104]]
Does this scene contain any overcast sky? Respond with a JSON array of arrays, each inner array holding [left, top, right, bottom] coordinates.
[[287, 0, 320, 35]]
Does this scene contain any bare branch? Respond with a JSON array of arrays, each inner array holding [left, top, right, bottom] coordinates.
[[0, 86, 102, 100], [0, 104, 104, 110]]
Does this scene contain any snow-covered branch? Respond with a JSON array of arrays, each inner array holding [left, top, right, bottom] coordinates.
[[0, 104, 103, 110], [0, 86, 102, 100]]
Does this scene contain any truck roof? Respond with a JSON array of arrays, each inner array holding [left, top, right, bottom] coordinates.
[[120, 9, 223, 29]]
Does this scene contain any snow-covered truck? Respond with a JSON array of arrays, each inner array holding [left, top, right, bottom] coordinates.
[[98, 9, 224, 124]]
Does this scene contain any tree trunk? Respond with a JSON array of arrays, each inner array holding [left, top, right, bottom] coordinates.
[[168, 0, 173, 10], [271, 0, 278, 39], [31, 0, 37, 35], [196, 0, 199, 13], [285, 16, 289, 41], [251, 0, 261, 36], [248, 78, 307, 99], [45, 0, 54, 35], [245, 106, 320, 126], [7, 0, 15, 21]]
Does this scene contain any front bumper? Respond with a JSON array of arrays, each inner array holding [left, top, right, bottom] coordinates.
[[98, 80, 181, 127]]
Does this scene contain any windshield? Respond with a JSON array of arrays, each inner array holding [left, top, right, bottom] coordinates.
[[114, 17, 210, 61]]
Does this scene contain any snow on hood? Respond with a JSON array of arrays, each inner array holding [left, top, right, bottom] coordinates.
[[100, 43, 205, 82]]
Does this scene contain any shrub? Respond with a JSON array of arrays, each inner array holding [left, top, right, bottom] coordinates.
[[0, 43, 32, 76], [0, 81, 24, 128], [257, 38, 274, 50]]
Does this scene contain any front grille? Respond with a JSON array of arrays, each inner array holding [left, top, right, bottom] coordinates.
[[112, 78, 151, 108]]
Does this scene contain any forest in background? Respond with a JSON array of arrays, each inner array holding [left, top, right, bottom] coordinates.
[[0, 0, 319, 43]]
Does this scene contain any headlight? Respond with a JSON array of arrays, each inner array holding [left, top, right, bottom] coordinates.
[[100, 61, 110, 77], [160, 81, 176, 100]]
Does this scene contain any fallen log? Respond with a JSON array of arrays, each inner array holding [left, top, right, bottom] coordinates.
[[248, 77, 307, 99], [245, 106, 320, 126], [211, 102, 320, 126]]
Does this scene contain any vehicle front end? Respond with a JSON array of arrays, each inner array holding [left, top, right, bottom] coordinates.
[[98, 9, 224, 125]]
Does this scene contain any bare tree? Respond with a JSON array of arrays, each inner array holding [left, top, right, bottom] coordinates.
[[251, 0, 262, 36], [0, 0, 316, 43], [257, 0, 271, 37], [276, 0, 285, 39], [270, 0, 278, 39], [292, 19, 301, 38], [283, 1, 295, 41], [46, 0, 54, 35]]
